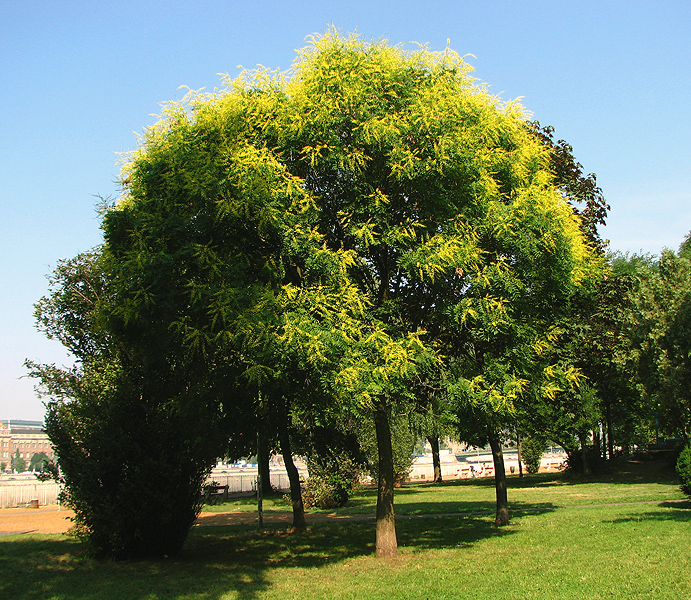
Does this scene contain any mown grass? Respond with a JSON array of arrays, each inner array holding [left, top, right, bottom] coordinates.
[[1, 459, 688, 600], [209, 457, 685, 518]]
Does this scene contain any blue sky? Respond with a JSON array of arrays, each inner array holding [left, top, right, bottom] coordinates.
[[2, 1, 690, 421]]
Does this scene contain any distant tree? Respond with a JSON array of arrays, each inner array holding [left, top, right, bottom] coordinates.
[[11, 450, 26, 474], [626, 246, 691, 438], [29, 452, 50, 472]]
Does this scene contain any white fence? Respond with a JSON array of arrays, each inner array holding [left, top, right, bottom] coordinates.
[[0, 468, 301, 509], [0, 481, 62, 508], [205, 469, 299, 494]]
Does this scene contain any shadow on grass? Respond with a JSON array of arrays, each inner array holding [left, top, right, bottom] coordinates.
[[604, 500, 691, 525], [0, 507, 533, 600], [416, 473, 564, 491]]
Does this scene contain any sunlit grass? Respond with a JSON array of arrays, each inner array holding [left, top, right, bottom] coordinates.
[[1, 459, 688, 600], [206, 459, 685, 520]]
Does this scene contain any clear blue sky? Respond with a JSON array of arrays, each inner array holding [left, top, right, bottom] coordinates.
[[2, 1, 690, 421]]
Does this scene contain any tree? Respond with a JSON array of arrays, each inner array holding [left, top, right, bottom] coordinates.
[[526, 121, 609, 251], [11, 450, 26, 474], [99, 53, 393, 540], [261, 30, 593, 541], [29, 451, 50, 472], [33, 29, 596, 558], [626, 246, 691, 438]]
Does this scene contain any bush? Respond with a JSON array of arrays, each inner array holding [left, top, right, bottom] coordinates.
[[675, 444, 691, 497], [301, 454, 363, 510], [563, 445, 603, 476], [521, 436, 547, 474], [43, 361, 230, 560]]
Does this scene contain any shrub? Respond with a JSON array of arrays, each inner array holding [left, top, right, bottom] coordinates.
[[676, 444, 691, 497], [521, 436, 548, 474], [563, 444, 603, 476], [302, 454, 363, 510], [42, 361, 229, 560]]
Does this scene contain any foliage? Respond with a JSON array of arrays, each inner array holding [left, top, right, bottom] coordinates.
[[28, 251, 232, 559], [301, 452, 363, 510], [11, 450, 26, 474], [521, 436, 547, 474], [675, 444, 691, 497], [28, 452, 50, 472], [625, 248, 691, 438], [526, 121, 609, 251], [292, 417, 368, 510]]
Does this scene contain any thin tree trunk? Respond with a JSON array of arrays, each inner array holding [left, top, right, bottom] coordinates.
[[580, 433, 592, 479], [279, 415, 306, 533], [606, 402, 614, 459], [427, 436, 443, 483], [257, 430, 273, 497], [516, 431, 524, 478], [488, 429, 509, 526], [374, 401, 397, 558]]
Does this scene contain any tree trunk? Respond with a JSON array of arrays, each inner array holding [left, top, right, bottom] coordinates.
[[516, 431, 524, 478], [279, 417, 306, 533], [257, 430, 273, 497], [580, 433, 592, 479], [427, 435, 443, 483], [606, 402, 614, 459], [374, 401, 398, 558], [488, 429, 509, 526]]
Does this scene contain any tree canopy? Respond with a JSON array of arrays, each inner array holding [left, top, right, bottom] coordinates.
[[31, 30, 600, 559]]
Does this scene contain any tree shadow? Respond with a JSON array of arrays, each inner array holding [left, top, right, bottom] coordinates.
[[0, 504, 545, 600], [0, 532, 271, 600], [603, 500, 691, 525]]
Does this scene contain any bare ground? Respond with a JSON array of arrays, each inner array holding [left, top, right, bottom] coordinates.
[[0, 506, 334, 537]]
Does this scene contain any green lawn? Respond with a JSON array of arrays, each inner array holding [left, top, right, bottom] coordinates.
[[1, 459, 689, 600]]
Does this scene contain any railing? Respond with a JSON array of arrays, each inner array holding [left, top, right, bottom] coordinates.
[[0, 468, 302, 509], [204, 469, 298, 494], [0, 481, 61, 508]]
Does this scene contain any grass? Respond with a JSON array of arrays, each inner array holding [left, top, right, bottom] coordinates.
[[1, 459, 689, 600]]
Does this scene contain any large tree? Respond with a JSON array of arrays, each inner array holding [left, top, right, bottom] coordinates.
[[31, 29, 596, 559], [265, 32, 595, 541]]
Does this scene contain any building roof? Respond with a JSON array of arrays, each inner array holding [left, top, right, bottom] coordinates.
[[0, 420, 44, 430]]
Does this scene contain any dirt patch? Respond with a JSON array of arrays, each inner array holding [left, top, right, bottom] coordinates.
[[0, 506, 367, 537], [0, 506, 75, 536]]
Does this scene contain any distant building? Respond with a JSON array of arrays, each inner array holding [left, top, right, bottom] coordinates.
[[0, 420, 54, 471]]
